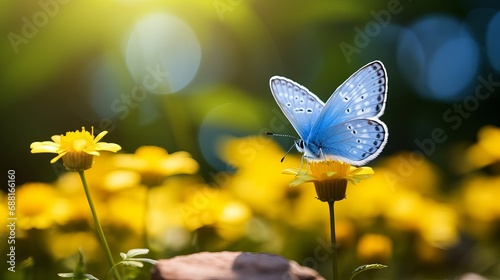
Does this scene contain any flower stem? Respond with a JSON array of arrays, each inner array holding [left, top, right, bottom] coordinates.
[[328, 201, 338, 280], [78, 171, 121, 280]]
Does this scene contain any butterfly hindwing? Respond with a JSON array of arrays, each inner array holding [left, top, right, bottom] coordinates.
[[269, 76, 324, 139], [309, 119, 388, 165]]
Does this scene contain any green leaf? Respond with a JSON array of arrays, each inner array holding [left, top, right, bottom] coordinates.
[[349, 264, 388, 280], [75, 250, 86, 276], [121, 261, 144, 268], [58, 250, 98, 280], [57, 272, 98, 280], [125, 248, 150, 258], [57, 273, 75, 278], [128, 257, 158, 265]]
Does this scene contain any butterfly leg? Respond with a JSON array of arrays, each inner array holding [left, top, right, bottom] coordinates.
[[319, 148, 329, 165], [297, 156, 310, 175]]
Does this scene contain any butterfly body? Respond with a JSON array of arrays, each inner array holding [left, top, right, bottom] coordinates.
[[270, 61, 388, 166]]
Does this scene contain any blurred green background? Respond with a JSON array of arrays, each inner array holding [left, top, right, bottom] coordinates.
[[1, 0, 500, 279]]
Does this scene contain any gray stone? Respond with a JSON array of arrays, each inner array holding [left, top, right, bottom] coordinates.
[[151, 251, 325, 280]]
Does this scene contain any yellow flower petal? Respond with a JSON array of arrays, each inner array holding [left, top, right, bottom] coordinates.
[[30, 141, 60, 153], [282, 168, 300, 175], [93, 130, 108, 143], [50, 152, 67, 163], [325, 171, 338, 178], [95, 142, 122, 153], [289, 174, 316, 187], [351, 166, 374, 175], [51, 135, 61, 143]]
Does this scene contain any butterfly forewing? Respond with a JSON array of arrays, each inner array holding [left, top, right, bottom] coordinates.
[[314, 61, 387, 128], [269, 76, 325, 139]]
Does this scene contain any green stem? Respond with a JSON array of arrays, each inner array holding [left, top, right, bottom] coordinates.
[[143, 188, 150, 248], [78, 171, 121, 280], [328, 201, 338, 280], [103, 262, 123, 280]]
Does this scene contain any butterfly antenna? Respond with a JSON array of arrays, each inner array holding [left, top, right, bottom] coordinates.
[[265, 132, 300, 162], [265, 132, 299, 140], [280, 144, 297, 163]]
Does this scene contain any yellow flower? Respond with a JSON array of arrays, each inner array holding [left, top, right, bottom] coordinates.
[[283, 160, 374, 202], [463, 125, 500, 171], [30, 127, 121, 171], [356, 233, 392, 263], [17, 183, 58, 230], [114, 145, 199, 186]]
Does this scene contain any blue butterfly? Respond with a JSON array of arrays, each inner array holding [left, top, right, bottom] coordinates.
[[269, 60, 388, 166]]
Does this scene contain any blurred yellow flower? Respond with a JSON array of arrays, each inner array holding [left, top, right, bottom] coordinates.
[[284, 160, 373, 202], [147, 177, 200, 250], [215, 200, 252, 241], [380, 152, 441, 195], [45, 231, 100, 261], [337, 167, 392, 222], [17, 183, 58, 230], [115, 146, 199, 186], [30, 126, 121, 171], [418, 200, 459, 249], [384, 189, 424, 231], [356, 233, 392, 263], [219, 136, 301, 217], [462, 175, 500, 221], [52, 172, 95, 223], [463, 125, 500, 171], [106, 186, 147, 234]]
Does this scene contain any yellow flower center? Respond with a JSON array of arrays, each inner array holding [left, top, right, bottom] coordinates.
[[310, 160, 351, 180], [58, 128, 95, 153]]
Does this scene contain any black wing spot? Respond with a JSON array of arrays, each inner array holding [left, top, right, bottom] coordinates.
[[346, 108, 351, 113], [376, 104, 381, 111], [367, 120, 373, 125], [344, 97, 349, 101], [306, 108, 313, 113], [376, 133, 381, 139], [295, 96, 299, 100], [347, 125, 353, 130], [295, 108, 304, 112], [362, 152, 367, 157], [373, 141, 378, 146], [286, 103, 291, 107], [352, 130, 357, 135], [357, 139, 361, 144], [361, 95, 365, 100], [375, 126, 381, 131], [369, 147, 374, 152]]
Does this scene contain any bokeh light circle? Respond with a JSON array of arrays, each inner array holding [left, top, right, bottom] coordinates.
[[397, 15, 480, 102], [125, 13, 201, 94], [486, 11, 500, 72], [427, 36, 479, 100]]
